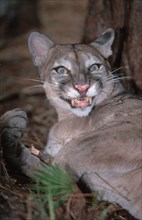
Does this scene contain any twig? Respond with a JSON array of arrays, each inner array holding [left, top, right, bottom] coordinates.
[[0, 184, 24, 198], [26, 195, 33, 220]]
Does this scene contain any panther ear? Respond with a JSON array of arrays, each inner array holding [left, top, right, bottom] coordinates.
[[28, 32, 54, 67], [90, 28, 115, 58]]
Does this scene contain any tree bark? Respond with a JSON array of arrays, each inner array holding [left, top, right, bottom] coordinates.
[[82, 0, 142, 93], [0, 0, 40, 38]]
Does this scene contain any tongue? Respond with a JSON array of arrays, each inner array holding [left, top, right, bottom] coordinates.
[[75, 100, 89, 108]]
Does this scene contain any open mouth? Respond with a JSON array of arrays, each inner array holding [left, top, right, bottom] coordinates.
[[70, 97, 93, 108]]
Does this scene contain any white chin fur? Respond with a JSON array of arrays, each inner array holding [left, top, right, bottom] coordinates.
[[71, 105, 93, 117], [51, 96, 93, 117]]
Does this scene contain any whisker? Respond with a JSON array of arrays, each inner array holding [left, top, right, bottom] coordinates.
[[24, 78, 44, 84], [111, 66, 127, 74], [105, 75, 132, 82], [99, 88, 112, 98], [48, 83, 59, 89], [23, 85, 44, 91], [43, 81, 59, 90], [101, 75, 133, 88], [44, 82, 63, 95], [105, 81, 121, 85]]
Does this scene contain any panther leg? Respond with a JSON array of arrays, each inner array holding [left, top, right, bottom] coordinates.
[[0, 108, 44, 177]]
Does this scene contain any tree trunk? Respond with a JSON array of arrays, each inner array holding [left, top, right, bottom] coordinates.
[[0, 0, 40, 38], [82, 0, 142, 93]]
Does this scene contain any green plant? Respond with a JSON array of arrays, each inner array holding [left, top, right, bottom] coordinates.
[[98, 207, 109, 220], [31, 164, 112, 220], [31, 164, 74, 220]]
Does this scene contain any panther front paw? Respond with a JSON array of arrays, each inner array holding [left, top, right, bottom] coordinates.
[[0, 108, 28, 131], [0, 108, 28, 169], [0, 109, 47, 178]]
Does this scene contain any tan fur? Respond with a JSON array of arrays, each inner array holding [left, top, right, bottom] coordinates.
[[28, 29, 142, 219], [52, 94, 142, 219]]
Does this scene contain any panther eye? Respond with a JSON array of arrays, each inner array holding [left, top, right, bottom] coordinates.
[[55, 66, 68, 75], [89, 63, 101, 72]]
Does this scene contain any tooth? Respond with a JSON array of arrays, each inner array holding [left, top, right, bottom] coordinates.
[[85, 97, 92, 104], [89, 97, 92, 104], [71, 99, 75, 106], [85, 97, 88, 102]]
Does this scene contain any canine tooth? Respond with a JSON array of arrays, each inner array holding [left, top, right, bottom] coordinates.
[[85, 97, 88, 101], [85, 97, 92, 104], [89, 97, 92, 104], [71, 99, 75, 106]]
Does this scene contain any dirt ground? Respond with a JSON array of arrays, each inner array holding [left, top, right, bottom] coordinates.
[[0, 1, 138, 220]]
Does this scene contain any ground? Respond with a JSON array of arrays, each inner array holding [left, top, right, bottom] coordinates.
[[0, 1, 138, 219]]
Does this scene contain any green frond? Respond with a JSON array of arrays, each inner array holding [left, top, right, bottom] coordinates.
[[31, 164, 75, 220]]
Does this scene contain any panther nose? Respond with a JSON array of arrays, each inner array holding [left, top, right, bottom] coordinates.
[[75, 84, 89, 92]]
